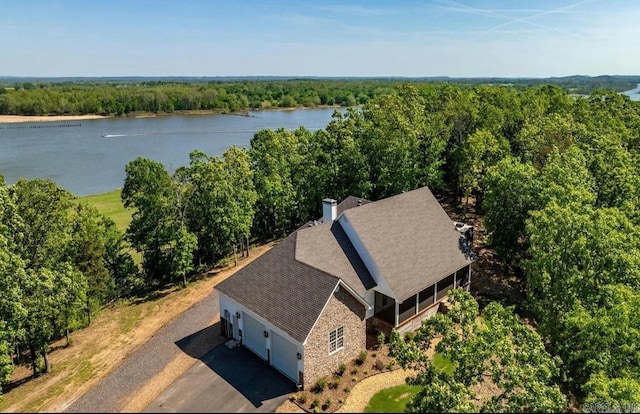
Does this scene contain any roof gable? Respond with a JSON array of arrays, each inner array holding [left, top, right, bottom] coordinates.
[[340, 186, 474, 301], [295, 221, 376, 295], [216, 233, 339, 343]]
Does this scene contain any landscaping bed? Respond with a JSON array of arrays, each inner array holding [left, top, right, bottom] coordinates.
[[290, 344, 399, 413]]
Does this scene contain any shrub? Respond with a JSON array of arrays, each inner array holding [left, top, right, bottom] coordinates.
[[322, 398, 332, 410], [335, 363, 347, 377], [404, 331, 416, 342], [363, 369, 369, 375], [356, 350, 367, 365], [350, 367, 358, 375], [386, 358, 396, 370], [344, 386, 351, 393], [329, 379, 340, 389], [311, 398, 321, 409], [338, 398, 344, 404], [297, 393, 307, 404], [377, 331, 386, 347], [352, 376, 358, 382], [315, 376, 328, 392]]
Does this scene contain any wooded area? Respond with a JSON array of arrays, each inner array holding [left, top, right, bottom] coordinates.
[[1, 81, 639, 411], [0, 76, 638, 116]]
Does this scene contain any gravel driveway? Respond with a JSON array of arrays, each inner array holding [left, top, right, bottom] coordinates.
[[65, 289, 222, 413]]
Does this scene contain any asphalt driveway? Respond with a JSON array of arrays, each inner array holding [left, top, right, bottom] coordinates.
[[143, 341, 296, 413]]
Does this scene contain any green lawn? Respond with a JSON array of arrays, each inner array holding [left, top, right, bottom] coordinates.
[[80, 189, 132, 232], [364, 384, 421, 413], [433, 352, 455, 377]]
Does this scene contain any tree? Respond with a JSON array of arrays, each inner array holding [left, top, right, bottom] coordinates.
[[390, 289, 566, 413], [68, 203, 112, 325], [8, 178, 75, 269], [250, 128, 304, 236], [583, 372, 640, 412], [456, 128, 510, 206], [482, 156, 541, 265], [102, 217, 140, 299], [122, 157, 183, 285]]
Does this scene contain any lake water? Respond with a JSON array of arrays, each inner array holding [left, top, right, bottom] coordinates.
[[0, 108, 345, 196], [622, 83, 640, 101]]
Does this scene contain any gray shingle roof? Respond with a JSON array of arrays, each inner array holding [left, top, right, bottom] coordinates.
[[295, 221, 376, 295], [216, 233, 339, 343], [340, 186, 474, 302]]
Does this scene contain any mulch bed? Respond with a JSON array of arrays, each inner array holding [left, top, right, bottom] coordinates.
[[291, 344, 397, 413]]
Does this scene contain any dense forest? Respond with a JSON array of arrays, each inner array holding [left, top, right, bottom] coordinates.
[[0, 75, 638, 116], [1, 81, 640, 411]]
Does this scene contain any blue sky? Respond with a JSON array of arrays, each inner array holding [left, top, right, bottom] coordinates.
[[2, 0, 638, 77]]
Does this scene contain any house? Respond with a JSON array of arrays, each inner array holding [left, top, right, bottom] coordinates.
[[215, 186, 475, 388]]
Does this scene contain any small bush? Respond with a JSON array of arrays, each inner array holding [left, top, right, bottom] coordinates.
[[350, 367, 358, 375], [336, 363, 346, 377], [312, 406, 320, 413], [344, 386, 351, 393], [315, 376, 328, 392], [311, 398, 321, 409], [404, 331, 416, 342], [377, 331, 386, 346], [363, 369, 369, 375], [297, 393, 307, 404], [352, 376, 358, 382], [329, 379, 340, 389], [338, 398, 344, 404], [356, 350, 367, 365], [387, 358, 396, 370], [322, 398, 332, 410]]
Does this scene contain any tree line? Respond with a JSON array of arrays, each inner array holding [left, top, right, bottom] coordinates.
[[0, 178, 139, 393], [0, 80, 397, 116], [2, 82, 639, 409]]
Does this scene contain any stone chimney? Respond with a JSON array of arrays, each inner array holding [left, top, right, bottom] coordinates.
[[322, 198, 337, 222]]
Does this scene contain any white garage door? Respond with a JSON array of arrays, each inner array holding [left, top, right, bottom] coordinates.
[[271, 330, 298, 383], [243, 312, 267, 360]]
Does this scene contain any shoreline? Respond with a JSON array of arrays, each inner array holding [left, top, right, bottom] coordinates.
[[0, 105, 347, 124], [0, 114, 109, 124]]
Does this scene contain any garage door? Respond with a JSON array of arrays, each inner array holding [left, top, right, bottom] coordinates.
[[243, 312, 267, 360], [271, 330, 298, 383]]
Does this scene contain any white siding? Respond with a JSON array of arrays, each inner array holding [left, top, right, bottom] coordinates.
[[216, 292, 304, 385]]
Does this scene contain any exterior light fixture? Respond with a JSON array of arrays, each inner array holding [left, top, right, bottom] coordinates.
[[296, 352, 302, 360], [264, 330, 269, 338], [235, 312, 241, 319]]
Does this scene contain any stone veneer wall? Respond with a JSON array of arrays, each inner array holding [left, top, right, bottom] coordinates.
[[302, 288, 366, 389]]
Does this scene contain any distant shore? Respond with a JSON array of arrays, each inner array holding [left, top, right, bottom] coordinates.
[[0, 105, 347, 124], [0, 114, 109, 124]]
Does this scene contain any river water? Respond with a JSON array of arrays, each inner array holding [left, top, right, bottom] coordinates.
[[0, 108, 345, 196], [622, 83, 640, 101]]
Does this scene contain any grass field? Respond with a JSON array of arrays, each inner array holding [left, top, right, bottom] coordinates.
[[80, 189, 132, 233], [364, 384, 421, 413]]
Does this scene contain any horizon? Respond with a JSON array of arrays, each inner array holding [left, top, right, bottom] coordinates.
[[3, 0, 639, 78]]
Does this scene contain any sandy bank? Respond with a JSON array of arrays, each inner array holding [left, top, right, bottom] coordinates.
[[0, 114, 109, 124]]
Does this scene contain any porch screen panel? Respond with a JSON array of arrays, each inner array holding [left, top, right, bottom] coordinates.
[[436, 274, 455, 301], [418, 284, 435, 311], [398, 294, 417, 324], [456, 265, 470, 287]]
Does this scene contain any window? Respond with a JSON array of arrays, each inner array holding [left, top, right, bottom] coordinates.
[[328, 326, 344, 354]]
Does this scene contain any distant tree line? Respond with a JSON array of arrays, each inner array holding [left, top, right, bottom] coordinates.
[[0, 80, 398, 116], [1, 76, 638, 116], [2, 82, 640, 409]]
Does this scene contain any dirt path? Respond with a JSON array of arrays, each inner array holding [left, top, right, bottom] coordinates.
[[1, 243, 274, 413]]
